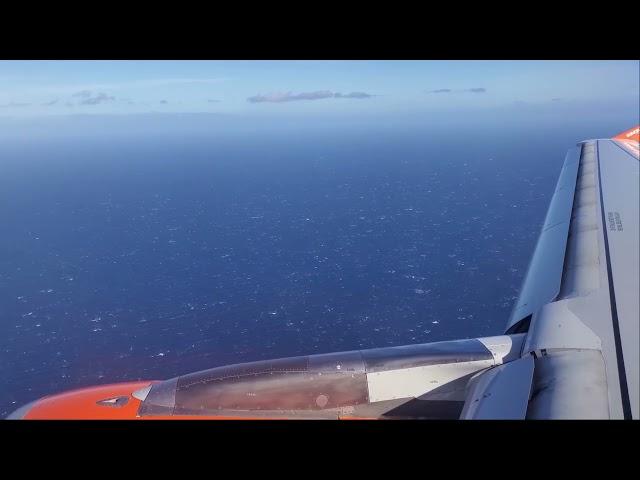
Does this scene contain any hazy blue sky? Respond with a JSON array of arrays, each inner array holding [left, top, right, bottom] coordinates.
[[1, 60, 638, 117]]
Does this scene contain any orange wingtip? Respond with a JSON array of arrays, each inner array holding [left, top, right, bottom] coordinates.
[[613, 125, 639, 142]]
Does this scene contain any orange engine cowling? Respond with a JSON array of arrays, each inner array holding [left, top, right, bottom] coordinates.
[[8, 381, 282, 420], [10, 381, 156, 420]]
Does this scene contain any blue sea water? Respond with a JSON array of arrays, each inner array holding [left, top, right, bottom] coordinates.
[[0, 115, 623, 416]]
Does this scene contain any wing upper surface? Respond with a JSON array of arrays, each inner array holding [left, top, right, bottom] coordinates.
[[510, 127, 638, 419]]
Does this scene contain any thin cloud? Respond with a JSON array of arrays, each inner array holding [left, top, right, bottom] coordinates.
[[427, 88, 487, 94], [72, 90, 92, 98], [42, 99, 59, 106], [248, 91, 333, 103], [72, 91, 116, 105], [551, 97, 563, 102], [334, 92, 373, 99], [0, 101, 31, 108], [159, 100, 168, 104], [31, 77, 228, 97], [247, 90, 374, 103], [207, 99, 221, 103], [81, 93, 115, 105]]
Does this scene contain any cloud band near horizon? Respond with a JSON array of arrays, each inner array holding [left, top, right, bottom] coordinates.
[[247, 91, 374, 103], [428, 87, 487, 94]]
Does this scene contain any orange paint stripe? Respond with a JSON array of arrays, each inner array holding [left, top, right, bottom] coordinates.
[[613, 125, 639, 142]]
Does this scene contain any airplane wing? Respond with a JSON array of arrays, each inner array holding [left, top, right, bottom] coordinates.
[[504, 126, 639, 419], [7, 126, 639, 420]]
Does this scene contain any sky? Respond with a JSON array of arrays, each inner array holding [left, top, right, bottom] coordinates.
[[0, 60, 638, 118]]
